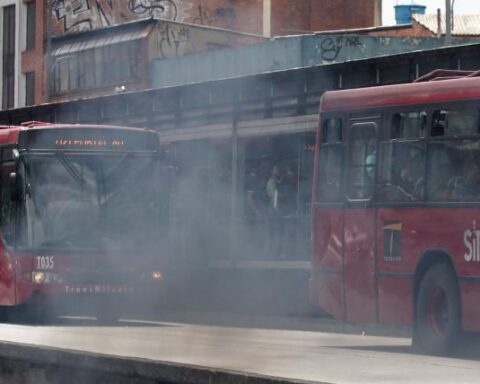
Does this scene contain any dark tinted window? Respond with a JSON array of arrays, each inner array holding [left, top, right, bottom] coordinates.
[[2, 5, 15, 109], [428, 140, 480, 201], [322, 117, 342, 143], [26, 2, 36, 50], [391, 111, 426, 139], [431, 109, 479, 137], [377, 141, 426, 202], [25, 72, 35, 106], [318, 118, 343, 202], [347, 123, 376, 200]]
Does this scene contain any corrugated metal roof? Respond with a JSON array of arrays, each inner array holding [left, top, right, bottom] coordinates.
[[52, 27, 150, 56], [414, 14, 480, 36]]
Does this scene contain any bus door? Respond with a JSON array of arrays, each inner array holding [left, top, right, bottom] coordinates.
[[343, 120, 378, 323]]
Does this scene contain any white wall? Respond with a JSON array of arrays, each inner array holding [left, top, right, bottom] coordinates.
[[0, 0, 26, 109]]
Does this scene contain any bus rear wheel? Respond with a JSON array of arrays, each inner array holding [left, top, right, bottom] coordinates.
[[413, 263, 461, 355]]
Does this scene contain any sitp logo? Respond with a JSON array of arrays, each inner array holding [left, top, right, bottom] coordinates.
[[464, 221, 480, 262]]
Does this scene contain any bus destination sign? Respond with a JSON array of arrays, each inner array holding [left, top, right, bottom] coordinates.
[[54, 139, 125, 148], [19, 127, 159, 152]]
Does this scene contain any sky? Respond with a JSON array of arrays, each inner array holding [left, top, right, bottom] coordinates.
[[382, 0, 480, 25]]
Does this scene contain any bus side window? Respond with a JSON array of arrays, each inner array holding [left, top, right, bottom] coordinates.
[[347, 123, 376, 200], [377, 141, 426, 202], [392, 111, 427, 139], [432, 108, 480, 138], [318, 118, 343, 202], [431, 110, 446, 137], [428, 140, 480, 201]]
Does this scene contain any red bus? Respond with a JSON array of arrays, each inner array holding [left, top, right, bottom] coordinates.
[[0, 122, 165, 321], [310, 70, 480, 354]]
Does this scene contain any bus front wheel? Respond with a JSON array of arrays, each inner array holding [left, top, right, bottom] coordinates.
[[413, 263, 461, 355]]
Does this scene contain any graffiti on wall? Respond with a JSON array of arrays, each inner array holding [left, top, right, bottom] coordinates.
[[192, 5, 236, 27], [52, 0, 182, 34], [320, 36, 363, 62], [157, 23, 195, 59], [128, 0, 178, 19], [52, 0, 239, 35]]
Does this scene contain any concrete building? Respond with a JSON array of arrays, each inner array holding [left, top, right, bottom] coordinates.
[[2, 0, 384, 110], [48, 0, 383, 38], [49, 17, 263, 103], [0, 0, 28, 109]]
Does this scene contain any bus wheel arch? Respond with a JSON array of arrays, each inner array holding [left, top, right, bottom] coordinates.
[[412, 251, 461, 355]]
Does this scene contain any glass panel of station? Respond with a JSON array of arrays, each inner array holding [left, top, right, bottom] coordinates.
[[167, 133, 314, 265], [242, 133, 314, 261], [168, 139, 232, 266]]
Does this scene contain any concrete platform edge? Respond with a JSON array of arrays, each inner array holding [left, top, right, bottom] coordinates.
[[0, 341, 329, 384]]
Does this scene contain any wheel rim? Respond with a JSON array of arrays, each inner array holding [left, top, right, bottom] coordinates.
[[426, 287, 449, 336]]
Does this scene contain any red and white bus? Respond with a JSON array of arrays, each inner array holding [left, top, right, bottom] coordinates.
[[310, 69, 480, 354], [0, 122, 165, 321]]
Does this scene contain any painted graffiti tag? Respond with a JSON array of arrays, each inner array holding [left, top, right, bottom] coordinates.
[[128, 0, 178, 20], [158, 23, 194, 59], [192, 5, 236, 26], [52, 0, 94, 32], [52, 0, 180, 34], [320, 36, 363, 62]]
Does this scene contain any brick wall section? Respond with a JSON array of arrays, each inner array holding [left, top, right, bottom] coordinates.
[[271, 0, 310, 35], [50, 0, 263, 36], [309, 0, 378, 32], [48, 0, 379, 37], [368, 21, 435, 37], [228, 0, 263, 35], [21, 0, 46, 105]]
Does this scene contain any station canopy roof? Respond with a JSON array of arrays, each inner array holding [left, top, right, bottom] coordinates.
[[51, 23, 151, 56]]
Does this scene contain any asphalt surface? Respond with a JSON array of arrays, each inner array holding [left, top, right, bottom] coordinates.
[[0, 311, 478, 384]]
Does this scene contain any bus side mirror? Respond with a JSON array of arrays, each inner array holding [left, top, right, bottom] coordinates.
[[9, 172, 20, 202]]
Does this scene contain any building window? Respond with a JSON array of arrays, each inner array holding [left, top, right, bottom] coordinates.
[[25, 72, 35, 106], [26, 1, 36, 50], [2, 5, 16, 110], [51, 41, 141, 95]]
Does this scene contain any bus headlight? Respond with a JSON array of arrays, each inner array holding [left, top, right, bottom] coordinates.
[[29, 272, 63, 284], [33, 272, 46, 284], [151, 271, 163, 280]]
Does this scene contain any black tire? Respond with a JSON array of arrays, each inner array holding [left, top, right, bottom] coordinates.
[[413, 263, 461, 355]]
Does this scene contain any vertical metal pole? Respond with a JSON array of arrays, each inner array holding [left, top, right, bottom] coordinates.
[[445, 0, 452, 45], [229, 85, 239, 263], [437, 8, 442, 38]]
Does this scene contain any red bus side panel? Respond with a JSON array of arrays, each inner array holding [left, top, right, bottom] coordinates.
[[311, 208, 345, 320], [0, 242, 16, 306], [376, 208, 480, 331], [343, 208, 377, 323]]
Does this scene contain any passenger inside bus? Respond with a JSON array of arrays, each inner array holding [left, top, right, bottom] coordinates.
[[446, 150, 480, 201], [398, 161, 423, 200]]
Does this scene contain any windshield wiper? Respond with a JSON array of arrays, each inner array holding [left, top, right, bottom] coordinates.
[[56, 152, 85, 186]]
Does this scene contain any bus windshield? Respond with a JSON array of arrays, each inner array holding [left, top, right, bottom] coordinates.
[[16, 153, 160, 251]]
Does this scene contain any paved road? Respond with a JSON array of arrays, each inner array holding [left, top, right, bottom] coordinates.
[[0, 312, 478, 384]]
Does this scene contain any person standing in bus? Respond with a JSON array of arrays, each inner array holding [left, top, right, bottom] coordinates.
[[278, 164, 298, 259], [266, 164, 282, 258], [245, 155, 272, 258]]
